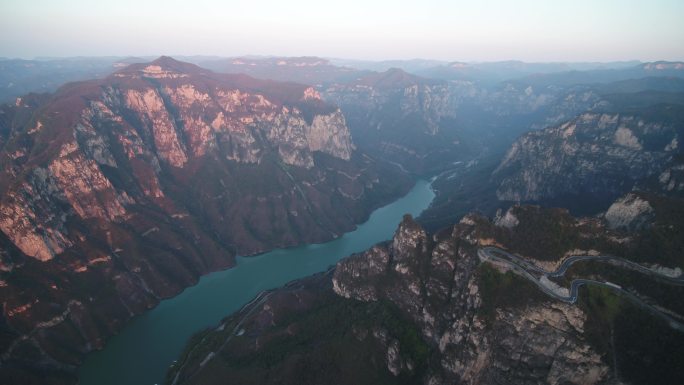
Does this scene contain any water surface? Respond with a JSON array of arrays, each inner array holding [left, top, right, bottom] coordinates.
[[78, 179, 435, 385]]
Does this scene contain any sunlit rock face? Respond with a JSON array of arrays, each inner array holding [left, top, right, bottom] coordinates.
[[0, 56, 359, 262], [604, 193, 655, 231], [117, 61, 353, 169], [0, 56, 410, 383]]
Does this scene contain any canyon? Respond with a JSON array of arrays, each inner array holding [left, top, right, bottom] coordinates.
[[170, 201, 684, 384], [0, 56, 411, 383], [1, 54, 683, 385]]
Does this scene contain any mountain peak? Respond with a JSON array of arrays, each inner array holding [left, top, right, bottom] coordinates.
[[356, 67, 439, 89], [115, 56, 204, 79], [147, 55, 203, 73], [151, 55, 181, 66]]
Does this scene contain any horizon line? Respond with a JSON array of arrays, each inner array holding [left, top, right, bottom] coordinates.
[[2, 54, 684, 65]]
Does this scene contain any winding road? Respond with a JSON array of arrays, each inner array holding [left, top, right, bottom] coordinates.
[[478, 246, 684, 332], [170, 290, 273, 385]]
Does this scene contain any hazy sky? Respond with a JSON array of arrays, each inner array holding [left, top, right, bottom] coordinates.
[[1, 0, 683, 61]]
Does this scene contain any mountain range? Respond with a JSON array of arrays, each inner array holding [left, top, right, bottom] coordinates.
[[0, 56, 411, 383], [1, 55, 683, 385]]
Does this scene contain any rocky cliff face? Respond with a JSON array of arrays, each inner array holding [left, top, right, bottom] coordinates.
[[169, 197, 684, 384], [1, 57, 361, 263], [324, 68, 457, 136], [0, 57, 411, 384], [494, 111, 681, 208], [480, 83, 604, 130], [320, 68, 608, 175], [332, 215, 611, 384], [604, 193, 655, 231], [321, 69, 467, 174], [169, 214, 626, 385], [652, 159, 684, 195]]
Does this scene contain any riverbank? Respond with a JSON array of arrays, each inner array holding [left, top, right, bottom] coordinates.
[[78, 179, 435, 385]]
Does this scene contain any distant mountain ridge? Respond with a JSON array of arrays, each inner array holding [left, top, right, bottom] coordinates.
[[415, 60, 677, 84], [196, 56, 369, 85], [3, 57, 683, 106]]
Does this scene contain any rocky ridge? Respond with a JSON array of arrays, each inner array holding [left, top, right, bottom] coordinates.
[[332, 215, 611, 384], [320, 68, 610, 175], [169, 213, 632, 385], [494, 111, 681, 208], [323, 68, 457, 136], [0, 57, 411, 383], [169, 192, 684, 384], [198, 56, 369, 86], [321, 69, 467, 174]]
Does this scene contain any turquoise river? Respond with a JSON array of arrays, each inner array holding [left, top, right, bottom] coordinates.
[[78, 179, 435, 385]]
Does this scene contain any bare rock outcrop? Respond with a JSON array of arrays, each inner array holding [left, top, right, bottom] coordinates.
[[334, 216, 612, 384], [495, 113, 679, 203], [604, 193, 655, 231], [0, 56, 410, 384]]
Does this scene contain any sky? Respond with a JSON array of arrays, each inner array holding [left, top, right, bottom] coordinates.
[[1, 0, 683, 62]]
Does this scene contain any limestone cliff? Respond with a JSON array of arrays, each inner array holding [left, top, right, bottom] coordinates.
[[322, 69, 466, 174], [494, 112, 681, 208], [333, 216, 611, 384], [604, 193, 655, 231], [320, 68, 602, 175], [167, 193, 684, 384], [170, 214, 641, 385], [0, 57, 410, 384]]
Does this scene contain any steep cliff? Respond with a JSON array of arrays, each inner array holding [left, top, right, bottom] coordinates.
[[321, 67, 611, 176], [332, 215, 613, 385], [0, 57, 411, 383], [169, 203, 684, 384], [322, 69, 468, 174], [494, 110, 683, 212], [170, 189, 684, 384]]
